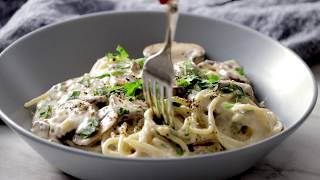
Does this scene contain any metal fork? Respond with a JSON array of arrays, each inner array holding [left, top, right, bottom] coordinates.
[[142, 1, 178, 126]]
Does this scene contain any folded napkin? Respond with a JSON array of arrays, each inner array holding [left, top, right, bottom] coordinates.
[[0, 0, 320, 62]]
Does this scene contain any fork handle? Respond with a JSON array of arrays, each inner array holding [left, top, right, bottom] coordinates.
[[164, 0, 178, 50]]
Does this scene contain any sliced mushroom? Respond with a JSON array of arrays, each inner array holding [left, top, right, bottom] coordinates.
[[72, 95, 146, 146], [219, 80, 254, 100], [81, 95, 107, 104], [143, 41, 205, 64], [72, 109, 118, 146], [31, 120, 50, 139], [198, 60, 249, 83]]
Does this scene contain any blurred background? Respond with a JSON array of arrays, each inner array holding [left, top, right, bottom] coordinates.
[[1, 0, 320, 62]]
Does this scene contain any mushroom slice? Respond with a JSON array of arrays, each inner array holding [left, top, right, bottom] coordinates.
[[31, 120, 50, 139], [73, 95, 146, 146], [198, 60, 249, 83], [73, 109, 118, 146], [143, 41, 205, 64], [219, 80, 255, 100]]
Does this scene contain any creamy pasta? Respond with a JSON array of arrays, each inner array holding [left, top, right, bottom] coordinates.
[[25, 43, 283, 157]]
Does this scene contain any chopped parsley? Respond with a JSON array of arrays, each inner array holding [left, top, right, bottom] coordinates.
[[106, 45, 129, 62], [96, 73, 110, 79], [183, 60, 200, 75], [79, 76, 91, 87], [118, 107, 130, 116], [175, 60, 221, 93], [223, 102, 234, 109], [111, 71, 125, 76], [123, 79, 143, 97], [135, 58, 146, 67], [93, 86, 123, 96], [68, 91, 80, 100], [172, 102, 181, 107], [175, 145, 183, 156], [78, 119, 100, 139], [176, 78, 190, 87], [176, 74, 220, 93], [38, 105, 52, 119], [176, 74, 201, 88], [235, 67, 245, 76], [184, 126, 190, 136], [93, 80, 143, 98], [219, 83, 245, 102], [207, 74, 220, 84]]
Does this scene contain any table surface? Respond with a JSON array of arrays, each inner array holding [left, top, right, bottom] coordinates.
[[1, 64, 320, 180]]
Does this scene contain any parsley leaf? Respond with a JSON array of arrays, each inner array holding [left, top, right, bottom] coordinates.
[[135, 58, 146, 67], [175, 145, 183, 156], [106, 45, 129, 62], [176, 73, 219, 92], [96, 73, 110, 79], [172, 102, 181, 107], [78, 119, 100, 139], [235, 67, 245, 76], [177, 78, 190, 87], [124, 79, 143, 97], [79, 76, 91, 87], [38, 105, 52, 119], [219, 83, 245, 102], [93, 86, 123, 96], [183, 60, 200, 75], [177, 75, 200, 88], [223, 102, 234, 109], [118, 107, 130, 116], [68, 91, 80, 100], [116, 45, 129, 59], [207, 74, 220, 84], [111, 71, 125, 76]]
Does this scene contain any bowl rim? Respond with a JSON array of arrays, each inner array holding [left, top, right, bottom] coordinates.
[[0, 10, 318, 162]]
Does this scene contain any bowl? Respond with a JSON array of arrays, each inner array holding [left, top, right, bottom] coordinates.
[[0, 11, 317, 179]]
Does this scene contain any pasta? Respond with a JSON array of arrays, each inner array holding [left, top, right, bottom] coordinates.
[[25, 44, 283, 157]]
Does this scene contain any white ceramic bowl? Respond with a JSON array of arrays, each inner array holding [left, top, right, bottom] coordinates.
[[0, 12, 317, 179]]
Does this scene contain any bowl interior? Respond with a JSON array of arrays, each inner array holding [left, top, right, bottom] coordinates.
[[0, 12, 316, 141]]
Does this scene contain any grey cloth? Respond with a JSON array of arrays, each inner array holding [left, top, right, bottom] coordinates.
[[0, 0, 320, 62]]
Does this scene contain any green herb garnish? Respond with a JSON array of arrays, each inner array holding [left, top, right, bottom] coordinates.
[[135, 58, 146, 67], [223, 102, 234, 109], [219, 83, 245, 102], [111, 71, 125, 76], [96, 73, 110, 79], [124, 79, 143, 97], [79, 76, 91, 87], [68, 91, 80, 100], [175, 145, 183, 156], [118, 107, 130, 116], [175, 60, 221, 93], [38, 105, 52, 119], [177, 78, 190, 87], [235, 67, 245, 76], [78, 119, 100, 139], [93, 86, 123, 96], [172, 102, 181, 107], [183, 60, 200, 75], [106, 45, 129, 62], [177, 74, 200, 88], [176, 73, 220, 92], [207, 74, 220, 84]]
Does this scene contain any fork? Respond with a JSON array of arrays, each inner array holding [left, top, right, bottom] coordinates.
[[142, 0, 178, 126]]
